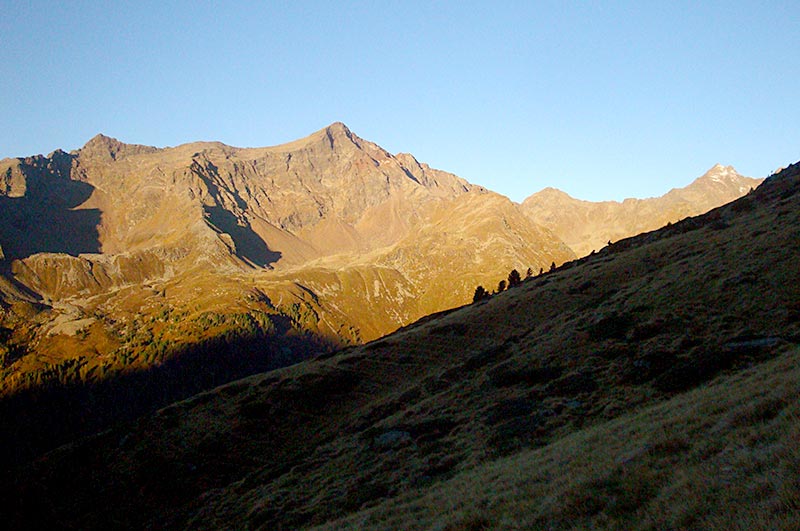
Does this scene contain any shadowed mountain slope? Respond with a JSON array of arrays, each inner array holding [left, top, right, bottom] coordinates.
[[521, 164, 763, 256], [0, 151, 100, 260], [5, 160, 798, 530]]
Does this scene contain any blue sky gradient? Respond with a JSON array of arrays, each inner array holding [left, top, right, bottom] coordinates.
[[1, 1, 797, 201]]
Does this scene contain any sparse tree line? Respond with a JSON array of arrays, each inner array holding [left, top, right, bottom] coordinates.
[[473, 262, 557, 303]]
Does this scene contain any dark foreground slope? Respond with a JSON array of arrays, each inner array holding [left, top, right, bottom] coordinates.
[[4, 162, 800, 530]]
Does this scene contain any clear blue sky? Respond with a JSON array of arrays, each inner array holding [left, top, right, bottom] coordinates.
[[1, 1, 797, 202]]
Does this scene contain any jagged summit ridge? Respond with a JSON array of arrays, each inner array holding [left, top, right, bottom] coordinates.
[[74, 122, 380, 163], [697, 163, 755, 193], [57, 122, 479, 250]]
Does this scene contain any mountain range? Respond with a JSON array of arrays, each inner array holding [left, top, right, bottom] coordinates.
[[0, 124, 760, 467], [521, 163, 763, 256], [2, 141, 797, 529]]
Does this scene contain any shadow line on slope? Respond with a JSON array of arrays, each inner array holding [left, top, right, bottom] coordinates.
[[0, 154, 102, 260], [204, 205, 281, 267], [190, 157, 281, 267]]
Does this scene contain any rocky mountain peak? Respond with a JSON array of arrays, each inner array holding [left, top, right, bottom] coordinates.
[[78, 134, 158, 161], [700, 163, 740, 182], [325, 121, 352, 136], [690, 164, 761, 197], [81, 133, 123, 155], [323, 121, 359, 149], [268, 122, 364, 158]]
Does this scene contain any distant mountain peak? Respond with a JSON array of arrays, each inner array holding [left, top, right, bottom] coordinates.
[[693, 165, 761, 195], [522, 165, 763, 256], [82, 133, 122, 150], [325, 121, 352, 135], [78, 134, 157, 161], [536, 187, 574, 198], [702, 163, 739, 181]]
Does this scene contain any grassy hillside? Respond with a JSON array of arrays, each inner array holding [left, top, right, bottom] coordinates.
[[315, 345, 800, 530], [3, 160, 799, 530]]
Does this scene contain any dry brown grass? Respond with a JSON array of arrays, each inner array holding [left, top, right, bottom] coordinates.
[[311, 346, 800, 531]]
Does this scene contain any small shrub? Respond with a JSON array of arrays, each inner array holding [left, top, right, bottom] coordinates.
[[588, 312, 634, 340]]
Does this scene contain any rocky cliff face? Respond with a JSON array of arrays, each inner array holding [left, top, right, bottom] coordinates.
[[520, 164, 763, 256]]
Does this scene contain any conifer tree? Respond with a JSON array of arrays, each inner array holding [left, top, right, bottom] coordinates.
[[473, 285, 488, 302], [497, 280, 507, 293], [508, 269, 522, 288]]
